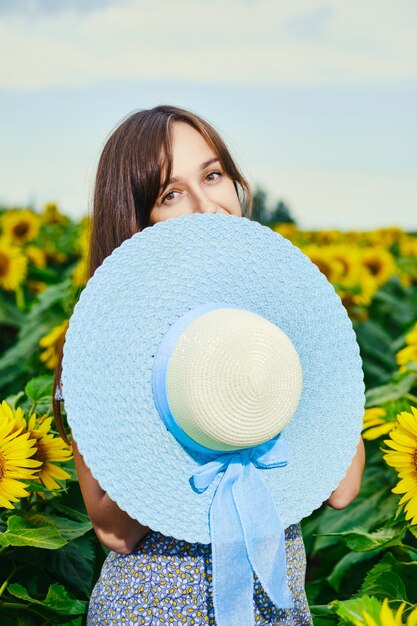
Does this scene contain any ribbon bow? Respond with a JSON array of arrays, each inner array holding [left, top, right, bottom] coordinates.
[[190, 435, 294, 626]]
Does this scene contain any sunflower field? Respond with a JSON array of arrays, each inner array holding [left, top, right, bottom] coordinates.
[[0, 204, 417, 625]]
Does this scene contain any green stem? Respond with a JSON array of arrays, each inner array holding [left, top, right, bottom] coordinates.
[[397, 544, 417, 558], [0, 601, 48, 620], [405, 393, 417, 405], [15, 286, 25, 311], [28, 403, 37, 419], [0, 579, 8, 598], [0, 565, 19, 599]]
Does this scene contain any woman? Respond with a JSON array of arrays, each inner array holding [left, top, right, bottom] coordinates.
[[53, 104, 365, 624]]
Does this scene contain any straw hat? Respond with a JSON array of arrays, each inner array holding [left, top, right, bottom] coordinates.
[[62, 213, 365, 624]]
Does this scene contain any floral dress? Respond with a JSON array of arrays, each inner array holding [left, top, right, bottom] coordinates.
[[86, 525, 313, 626], [55, 383, 313, 625]]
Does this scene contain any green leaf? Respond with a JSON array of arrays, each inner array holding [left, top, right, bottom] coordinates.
[[309, 603, 338, 626], [45, 513, 92, 541], [0, 293, 25, 328], [320, 526, 406, 552], [41, 535, 96, 598], [366, 373, 417, 406], [409, 525, 417, 539], [27, 265, 60, 284], [23, 480, 50, 492], [330, 595, 382, 625], [2, 390, 25, 410], [372, 553, 417, 604], [309, 473, 399, 554], [0, 515, 67, 549], [327, 551, 378, 593], [49, 503, 91, 525], [360, 564, 407, 601], [25, 375, 53, 404], [7, 582, 87, 616], [0, 280, 73, 394]]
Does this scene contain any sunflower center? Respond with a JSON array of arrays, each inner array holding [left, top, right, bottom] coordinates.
[[313, 259, 332, 280], [413, 448, 417, 471], [14, 222, 30, 238], [0, 451, 5, 480], [365, 260, 382, 275], [0, 252, 10, 277], [32, 442, 45, 464]]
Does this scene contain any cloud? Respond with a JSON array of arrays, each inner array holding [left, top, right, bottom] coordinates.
[[1, 0, 417, 89]]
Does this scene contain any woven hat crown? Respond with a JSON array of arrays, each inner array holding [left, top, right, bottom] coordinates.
[[164, 307, 303, 451]]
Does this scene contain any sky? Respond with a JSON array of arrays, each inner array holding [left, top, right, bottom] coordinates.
[[1, 0, 416, 230]]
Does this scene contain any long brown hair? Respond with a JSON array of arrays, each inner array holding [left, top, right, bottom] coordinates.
[[53, 104, 253, 445]]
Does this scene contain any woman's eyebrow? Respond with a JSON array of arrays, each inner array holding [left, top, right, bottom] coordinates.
[[161, 158, 220, 189]]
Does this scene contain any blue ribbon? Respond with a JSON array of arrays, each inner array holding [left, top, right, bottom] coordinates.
[[190, 436, 294, 626], [152, 302, 294, 626]]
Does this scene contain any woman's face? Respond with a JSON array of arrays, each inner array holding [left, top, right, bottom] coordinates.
[[149, 122, 242, 225]]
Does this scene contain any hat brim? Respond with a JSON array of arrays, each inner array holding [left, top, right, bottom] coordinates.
[[62, 214, 365, 544]]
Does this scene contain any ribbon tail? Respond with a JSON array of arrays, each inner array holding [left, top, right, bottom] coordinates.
[[232, 463, 294, 609], [209, 461, 256, 626]]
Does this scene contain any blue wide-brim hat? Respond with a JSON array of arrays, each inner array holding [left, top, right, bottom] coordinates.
[[62, 213, 365, 624]]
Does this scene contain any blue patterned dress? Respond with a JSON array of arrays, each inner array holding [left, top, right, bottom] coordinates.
[[56, 383, 313, 625], [87, 526, 313, 625]]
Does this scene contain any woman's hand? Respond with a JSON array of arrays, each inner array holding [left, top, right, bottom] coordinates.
[[325, 437, 366, 509]]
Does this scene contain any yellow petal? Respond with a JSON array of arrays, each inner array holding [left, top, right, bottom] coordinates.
[[363, 423, 395, 440], [383, 440, 415, 453], [397, 413, 417, 437], [407, 605, 417, 626], [389, 428, 417, 448], [392, 476, 417, 493], [43, 463, 71, 480], [380, 599, 398, 626], [359, 610, 379, 626], [397, 488, 417, 505]]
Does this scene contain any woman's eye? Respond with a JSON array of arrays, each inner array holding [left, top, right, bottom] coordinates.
[[206, 170, 222, 181], [160, 171, 222, 205], [161, 190, 178, 204]]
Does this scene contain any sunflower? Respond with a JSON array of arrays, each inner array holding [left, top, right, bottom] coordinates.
[[1, 401, 72, 496], [1, 209, 41, 245], [26, 245, 46, 268], [366, 227, 406, 249], [325, 245, 362, 281], [313, 230, 342, 246], [382, 406, 417, 525], [0, 237, 28, 291], [396, 323, 417, 373], [300, 244, 345, 283], [362, 407, 395, 440], [343, 230, 363, 246], [273, 223, 298, 242], [359, 247, 397, 288], [399, 235, 417, 258], [350, 272, 379, 308], [0, 400, 26, 433], [40, 202, 69, 226], [25, 414, 72, 495], [39, 320, 69, 369], [0, 407, 42, 509], [355, 597, 417, 626]]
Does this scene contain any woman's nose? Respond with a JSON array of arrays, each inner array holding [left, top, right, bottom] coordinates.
[[191, 188, 220, 214]]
